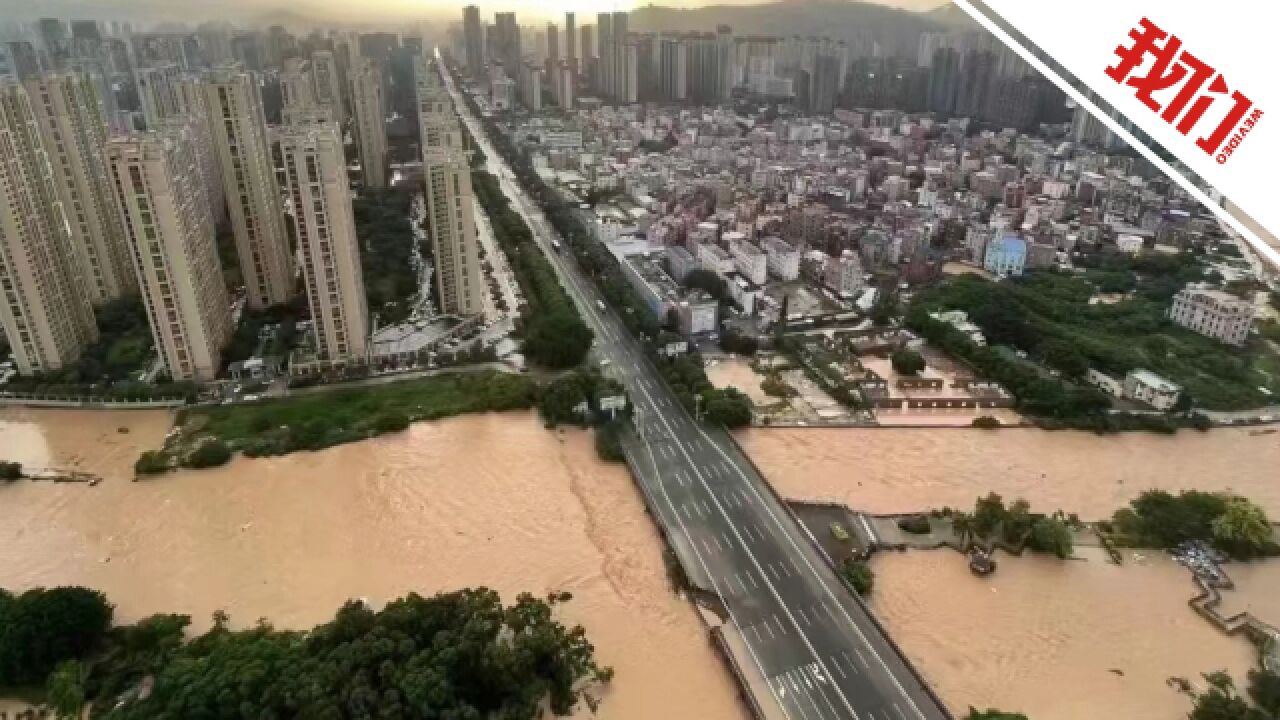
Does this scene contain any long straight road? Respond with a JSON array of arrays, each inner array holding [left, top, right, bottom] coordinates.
[[437, 51, 949, 720]]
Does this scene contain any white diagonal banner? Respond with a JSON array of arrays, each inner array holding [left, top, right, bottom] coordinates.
[[956, 0, 1280, 269]]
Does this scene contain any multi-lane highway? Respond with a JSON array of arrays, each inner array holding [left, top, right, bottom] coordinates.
[[437, 51, 949, 720]]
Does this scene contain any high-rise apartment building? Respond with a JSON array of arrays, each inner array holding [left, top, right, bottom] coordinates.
[[105, 127, 232, 381], [547, 24, 559, 63], [596, 14, 611, 95], [204, 66, 295, 309], [492, 13, 521, 76], [279, 57, 315, 109], [463, 5, 484, 79], [565, 13, 576, 63], [25, 73, 136, 304], [415, 58, 483, 317], [136, 64, 183, 129], [349, 57, 387, 189], [0, 80, 98, 374], [660, 37, 688, 101], [136, 66, 225, 222], [278, 120, 369, 365], [310, 50, 345, 122], [580, 25, 594, 64]]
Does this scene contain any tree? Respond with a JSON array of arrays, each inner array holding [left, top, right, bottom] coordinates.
[[0, 587, 113, 686], [1029, 517, 1074, 558], [972, 492, 1007, 539], [1189, 671, 1272, 720], [951, 512, 976, 546], [0, 461, 22, 480], [1040, 339, 1088, 379], [1211, 497, 1272, 557], [1248, 669, 1280, 716], [841, 559, 874, 596], [134, 451, 169, 475], [890, 349, 925, 376], [1001, 499, 1033, 545], [185, 438, 231, 469], [702, 387, 753, 428], [104, 588, 611, 719], [684, 268, 728, 301], [45, 660, 87, 719], [720, 329, 759, 356], [539, 371, 594, 425]]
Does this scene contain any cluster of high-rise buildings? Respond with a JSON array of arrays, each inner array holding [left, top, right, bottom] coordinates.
[[0, 17, 419, 383], [447, 7, 1070, 128]]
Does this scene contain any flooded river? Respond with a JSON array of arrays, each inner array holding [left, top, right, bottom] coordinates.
[[871, 549, 1261, 720], [742, 426, 1280, 518], [0, 407, 744, 720]]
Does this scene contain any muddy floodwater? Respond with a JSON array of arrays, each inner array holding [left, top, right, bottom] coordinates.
[[742, 426, 1280, 518], [0, 407, 744, 720], [871, 549, 1264, 720]]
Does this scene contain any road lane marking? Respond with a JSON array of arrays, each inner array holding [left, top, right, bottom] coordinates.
[[681, 504, 692, 520], [893, 704, 909, 720], [764, 622, 776, 640], [796, 606, 811, 626], [820, 600, 838, 622], [721, 531, 734, 549], [767, 564, 781, 581], [701, 538, 714, 554], [630, 405, 794, 720], [855, 648, 870, 670], [747, 570, 759, 589], [690, 419, 928, 720], [698, 499, 711, 516], [774, 613, 788, 635], [831, 658, 847, 679]]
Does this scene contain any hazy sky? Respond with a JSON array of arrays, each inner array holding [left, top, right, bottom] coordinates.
[[0, 0, 949, 28]]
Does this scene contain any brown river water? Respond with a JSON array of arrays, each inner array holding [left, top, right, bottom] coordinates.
[[4, 409, 1279, 720], [742, 426, 1280, 519], [0, 407, 744, 720], [871, 549, 1263, 720]]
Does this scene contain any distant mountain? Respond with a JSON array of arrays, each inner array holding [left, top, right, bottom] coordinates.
[[925, 2, 982, 30], [628, 0, 946, 58]]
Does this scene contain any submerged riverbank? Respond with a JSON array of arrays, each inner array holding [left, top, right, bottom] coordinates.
[[871, 548, 1269, 720], [0, 407, 745, 720], [742, 425, 1280, 519]]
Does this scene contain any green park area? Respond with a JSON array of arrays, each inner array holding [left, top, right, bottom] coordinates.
[[137, 371, 538, 473], [910, 259, 1280, 416]]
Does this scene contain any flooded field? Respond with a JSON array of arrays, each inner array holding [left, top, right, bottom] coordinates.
[[742, 426, 1280, 518], [706, 356, 773, 406], [871, 549, 1263, 720], [0, 407, 744, 720]]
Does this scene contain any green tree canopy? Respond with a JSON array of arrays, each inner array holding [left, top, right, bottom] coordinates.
[[1029, 517, 1074, 559], [0, 587, 113, 686], [890, 349, 926, 376], [1212, 498, 1273, 558]]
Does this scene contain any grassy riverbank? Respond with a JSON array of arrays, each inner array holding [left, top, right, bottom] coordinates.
[[139, 371, 537, 472]]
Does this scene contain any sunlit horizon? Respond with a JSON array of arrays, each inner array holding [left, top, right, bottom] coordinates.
[[0, 0, 950, 29]]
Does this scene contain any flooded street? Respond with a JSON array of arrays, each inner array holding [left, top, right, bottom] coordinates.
[[0, 408, 744, 720], [871, 549, 1260, 720], [742, 426, 1280, 518]]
